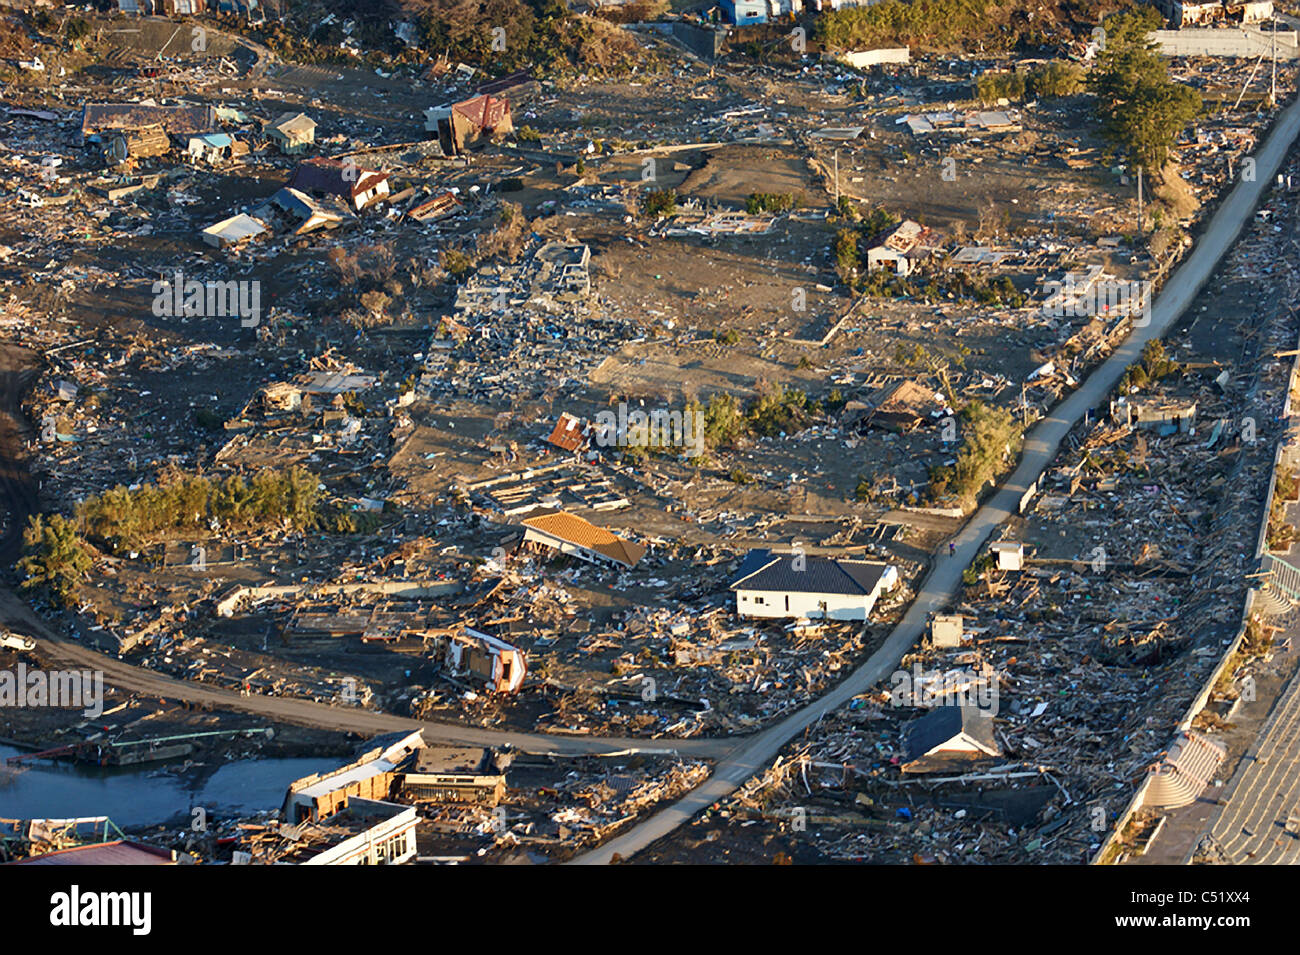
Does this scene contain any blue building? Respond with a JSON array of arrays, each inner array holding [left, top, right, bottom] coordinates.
[[720, 0, 769, 25]]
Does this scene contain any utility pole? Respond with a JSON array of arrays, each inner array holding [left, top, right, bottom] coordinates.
[[1136, 165, 1144, 234], [1272, 15, 1278, 107], [834, 148, 839, 206]]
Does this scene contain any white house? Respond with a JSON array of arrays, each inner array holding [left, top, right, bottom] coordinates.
[[729, 549, 898, 621], [990, 541, 1024, 571], [866, 219, 932, 276]]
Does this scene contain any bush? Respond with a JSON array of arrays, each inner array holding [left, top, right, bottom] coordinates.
[[745, 192, 800, 214], [195, 408, 226, 432], [975, 70, 1024, 104], [1028, 60, 1084, 99], [834, 228, 860, 287], [475, 201, 529, 263], [440, 247, 474, 280], [686, 393, 746, 452], [1119, 340, 1183, 394], [65, 17, 91, 42], [975, 64, 1081, 104], [746, 384, 810, 438], [817, 0, 993, 49], [642, 188, 677, 219]]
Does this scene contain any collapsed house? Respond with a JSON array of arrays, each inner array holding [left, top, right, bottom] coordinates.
[[546, 412, 589, 453], [865, 219, 937, 276], [79, 102, 217, 145], [201, 213, 268, 249], [101, 125, 171, 167], [252, 186, 352, 236], [280, 601, 526, 694], [116, 0, 226, 14], [282, 730, 425, 823], [729, 549, 898, 621], [534, 242, 592, 297], [184, 132, 249, 166], [1151, 0, 1274, 28], [266, 734, 509, 864], [407, 190, 462, 224], [851, 379, 949, 433], [444, 626, 527, 693], [425, 94, 512, 155], [399, 746, 508, 806], [900, 705, 1001, 773], [1121, 397, 1198, 435], [244, 799, 419, 866], [520, 511, 646, 569], [288, 158, 390, 212], [900, 109, 1021, 137]]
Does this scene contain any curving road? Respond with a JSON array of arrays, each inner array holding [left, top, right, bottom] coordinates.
[[2, 590, 727, 759]]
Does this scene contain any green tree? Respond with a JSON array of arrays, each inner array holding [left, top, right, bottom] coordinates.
[[941, 401, 1022, 504], [642, 188, 677, 219], [1028, 60, 1084, 99], [834, 228, 860, 287], [1088, 9, 1201, 180], [19, 514, 92, 606]]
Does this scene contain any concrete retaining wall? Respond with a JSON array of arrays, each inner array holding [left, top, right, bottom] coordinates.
[[1152, 27, 1300, 59]]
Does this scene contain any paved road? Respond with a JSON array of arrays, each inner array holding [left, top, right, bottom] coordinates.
[[569, 90, 1300, 864]]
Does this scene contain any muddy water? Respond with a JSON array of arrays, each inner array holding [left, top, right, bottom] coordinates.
[[0, 745, 338, 827]]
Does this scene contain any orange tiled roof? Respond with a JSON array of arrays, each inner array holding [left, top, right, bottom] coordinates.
[[521, 511, 645, 568]]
